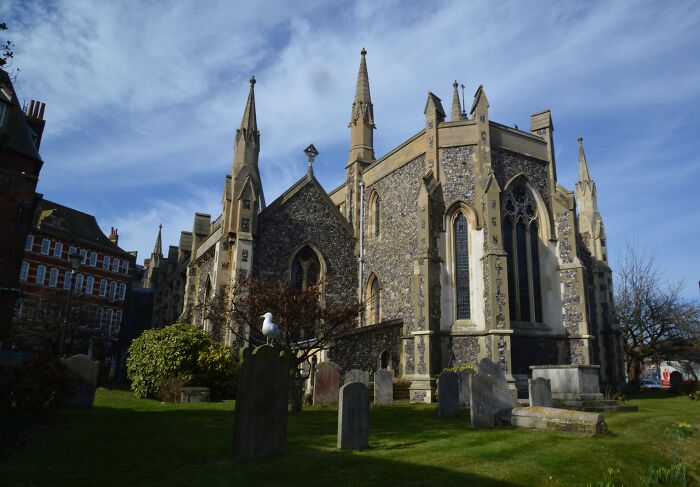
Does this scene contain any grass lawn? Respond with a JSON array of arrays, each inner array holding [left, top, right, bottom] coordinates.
[[1, 389, 699, 486]]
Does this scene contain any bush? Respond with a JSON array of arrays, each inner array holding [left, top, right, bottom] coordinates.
[[196, 344, 239, 400], [0, 351, 74, 454], [126, 322, 239, 401], [443, 363, 476, 373]]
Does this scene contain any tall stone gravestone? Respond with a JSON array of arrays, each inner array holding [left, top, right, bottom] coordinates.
[[313, 360, 341, 406], [528, 377, 552, 407], [61, 354, 99, 408], [470, 358, 516, 428], [437, 371, 459, 419], [458, 369, 474, 409], [374, 369, 393, 405], [670, 371, 683, 394], [232, 345, 290, 462], [337, 382, 369, 450], [344, 368, 369, 387]]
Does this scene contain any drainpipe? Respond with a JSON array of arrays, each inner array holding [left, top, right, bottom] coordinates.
[[358, 180, 365, 326]]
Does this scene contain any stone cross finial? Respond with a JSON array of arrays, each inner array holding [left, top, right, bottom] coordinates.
[[305, 144, 319, 176]]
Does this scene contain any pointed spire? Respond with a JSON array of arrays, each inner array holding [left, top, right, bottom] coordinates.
[[240, 76, 258, 137], [153, 224, 163, 258], [350, 48, 374, 126], [451, 80, 462, 121], [577, 136, 592, 183]]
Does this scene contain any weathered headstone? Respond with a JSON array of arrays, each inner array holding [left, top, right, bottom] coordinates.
[[179, 386, 211, 403], [510, 406, 608, 435], [528, 377, 552, 407], [61, 354, 99, 408], [374, 369, 393, 405], [469, 357, 516, 428], [344, 368, 369, 387], [313, 360, 341, 406], [670, 371, 683, 394], [337, 382, 369, 450], [438, 371, 459, 419], [458, 369, 474, 409], [232, 345, 290, 462]]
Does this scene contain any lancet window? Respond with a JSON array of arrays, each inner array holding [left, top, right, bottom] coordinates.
[[502, 183, 543, 323], [453, 212, 471, 320], [290, 246, 321, 291]]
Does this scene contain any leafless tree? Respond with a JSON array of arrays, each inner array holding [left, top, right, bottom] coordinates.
[[614, 242, 700, 389], [195, 275, 362, 412]]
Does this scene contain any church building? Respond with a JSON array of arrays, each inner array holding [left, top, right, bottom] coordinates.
[[181, 49, 625, 401]]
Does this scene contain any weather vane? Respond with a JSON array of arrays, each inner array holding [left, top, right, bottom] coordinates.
[[304, 144, 319, 175]]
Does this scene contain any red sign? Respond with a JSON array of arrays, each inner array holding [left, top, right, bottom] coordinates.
[[661, 369, 670, 387]]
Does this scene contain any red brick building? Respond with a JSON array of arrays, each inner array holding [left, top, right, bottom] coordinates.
[[0, 69, 45, 347], [11, 199, 136, 354]]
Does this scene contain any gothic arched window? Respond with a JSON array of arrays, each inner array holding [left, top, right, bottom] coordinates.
[[290, 246, 321, 291], [502, 183, 543, 323], [369, 191, 381, 238], [366, 274, 381, 325], [453, 212, 471, 320]]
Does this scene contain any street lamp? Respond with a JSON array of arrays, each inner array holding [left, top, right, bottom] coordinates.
[[59, 251, 81, 357]]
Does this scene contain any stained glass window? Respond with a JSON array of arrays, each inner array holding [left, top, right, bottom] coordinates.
[[454, 212, 470, 320]]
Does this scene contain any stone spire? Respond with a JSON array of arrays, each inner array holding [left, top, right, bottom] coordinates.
[[233, 76, 261, 178], [451, 80, 462, 121], [347, 48, 375, 166], [577, 136, 592, 184], [153, 224, 163, 258]]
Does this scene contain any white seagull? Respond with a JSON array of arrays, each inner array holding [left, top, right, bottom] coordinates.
[[261, 312, 282, 345]]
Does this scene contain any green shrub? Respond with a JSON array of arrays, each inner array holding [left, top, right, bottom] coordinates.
[[126, 322, 239, 401], [644, 463, 687, 486], [196, 343, 239, 400], [127, 322, 213, 399], [0, 351, 74, 453]]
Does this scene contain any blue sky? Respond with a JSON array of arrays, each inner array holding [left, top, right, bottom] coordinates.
[[3, 0, 700, 298]]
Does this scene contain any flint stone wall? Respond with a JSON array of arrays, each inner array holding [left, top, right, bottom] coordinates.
[[329, 321, 402, 375], [362, 155, 425, 333], [441, 146, 476, 210], [254, 180, 357, 303]]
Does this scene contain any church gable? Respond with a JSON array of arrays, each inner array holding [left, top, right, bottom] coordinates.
[[253, 177, 357, 303]]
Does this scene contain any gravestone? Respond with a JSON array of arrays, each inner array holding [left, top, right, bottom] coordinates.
[[458, 369, 474, 409], [337, 382, 369, 450], [470, 357, 516, 428], [528, 377, 552, 407], [437, 371, 460, 419], [344, 368, 369, 387], [669, 371, 683, 394], [232, 345, 290, 462], [374, 369, 393, 405], [61, 354, 99, 408], [510, 407, 607, 435], [179, 386, 211, 403], [313, 361, 341, 406]]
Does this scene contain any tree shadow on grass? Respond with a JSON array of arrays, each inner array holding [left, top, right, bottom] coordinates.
[[2, 402, 527, 487]]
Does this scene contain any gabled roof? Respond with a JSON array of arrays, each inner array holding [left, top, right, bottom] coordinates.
[[258, 173, 355, 237]]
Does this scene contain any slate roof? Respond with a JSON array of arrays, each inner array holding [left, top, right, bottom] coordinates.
[[34, 199, 133, 258]]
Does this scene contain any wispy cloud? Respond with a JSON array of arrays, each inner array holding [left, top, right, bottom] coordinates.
[[3, 0, 700, 296]]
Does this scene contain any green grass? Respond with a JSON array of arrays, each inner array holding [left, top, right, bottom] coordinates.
[[1, 389, 699, 486]]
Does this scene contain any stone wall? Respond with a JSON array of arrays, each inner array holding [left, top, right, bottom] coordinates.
[[447, 335, 480, 366], [510, 335, 560, 374], [328, 321, 402, 376], [492, 148, 550, 208], [441, 146, 476, 210], [254, 180, 356, 303], [363, 155, 425, 331]]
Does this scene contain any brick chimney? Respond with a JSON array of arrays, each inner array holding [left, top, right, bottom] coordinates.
[[25, 99, 47, 150], [109, 227, 119, 245]]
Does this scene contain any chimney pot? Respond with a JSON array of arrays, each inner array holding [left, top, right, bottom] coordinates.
[[38, 102, 46, 120], [28, 100, 35, 116]]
